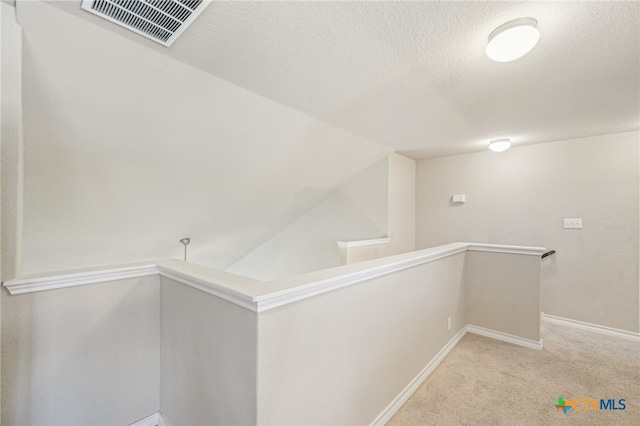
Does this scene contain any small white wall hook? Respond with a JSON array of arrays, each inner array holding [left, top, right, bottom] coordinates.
[[180, 238, 191, 261]]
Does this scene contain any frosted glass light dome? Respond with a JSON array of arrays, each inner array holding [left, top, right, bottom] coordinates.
[[489, 139, 511, 152], [486, 18, 540, 62]]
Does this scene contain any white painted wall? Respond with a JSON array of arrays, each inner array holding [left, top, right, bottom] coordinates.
[[416, 132, 639, 332], [466, 251, 541, 341], [1, 6, 23, 420], [256, 247, 543, 425], [1, 2, 22, 280], [16, 1, 390, 276], [226, 159, 389, 280], [256, 253, 465, 425], [339, 238, 391, 265], [1, 5, 3, 420], [0, 243, 544, 425], [1, 276, 160, 425], [387, 152, 416, 255], [227, 153, 416, 280], [160, 277, 258, 426]]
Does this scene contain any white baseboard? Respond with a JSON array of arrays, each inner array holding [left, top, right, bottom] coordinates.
[[129, 412, 170, 426], [157, 412, 171, 426], [542, 313, 640, 341], [370, 323, 543, 425], [137, 325, 541, 426], [370, 326, 467, 426], [466, 325, 543, 350], [129, 412, 160, 426]]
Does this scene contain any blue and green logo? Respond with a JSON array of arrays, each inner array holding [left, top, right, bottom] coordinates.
[[555, 396, 626, 414]]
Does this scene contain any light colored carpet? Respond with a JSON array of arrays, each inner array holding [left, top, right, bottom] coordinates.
[[387, 321, 640, 425]]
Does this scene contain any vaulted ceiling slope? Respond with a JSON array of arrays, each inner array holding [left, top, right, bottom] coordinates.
[[44, 0, 640, 158], [14, 1, 391, 274]]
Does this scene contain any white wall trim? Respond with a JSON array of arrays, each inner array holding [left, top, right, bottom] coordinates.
[[253, 243, 468, 312], [370, 326, 467, 426], [543, 313, 640, 341], [128, 411, 170, 426], [2, 263, 159, 295], [157, 412, 171, 426], [129, 412, 162, 426], [158, 265, 258, 312], [371, 322, 545, 425], [466, 325, 543, 350], [337, 237, 391, 248], [2, 242, 546, 312], [467, 243, 546, 257]]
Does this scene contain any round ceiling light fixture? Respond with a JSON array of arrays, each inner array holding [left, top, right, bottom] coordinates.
[[486, 17, 540, 62], [489, 138, 511, 152]]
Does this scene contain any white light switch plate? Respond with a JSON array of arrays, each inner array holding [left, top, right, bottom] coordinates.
[[563, 218, 583, 229]]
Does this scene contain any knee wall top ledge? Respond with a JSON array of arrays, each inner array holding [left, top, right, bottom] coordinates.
[[3, 242, 545, 312]]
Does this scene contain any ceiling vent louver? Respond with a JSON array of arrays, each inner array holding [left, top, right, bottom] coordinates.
[[80, 0, 210, 47]]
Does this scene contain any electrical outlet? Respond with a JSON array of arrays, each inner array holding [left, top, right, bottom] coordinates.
[[563, 218, 583, 229], [447, 317, 452, 331]]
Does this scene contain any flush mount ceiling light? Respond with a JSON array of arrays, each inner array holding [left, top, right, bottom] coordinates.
[[486, 17, 540, 62], [489, 138, 511, 152]]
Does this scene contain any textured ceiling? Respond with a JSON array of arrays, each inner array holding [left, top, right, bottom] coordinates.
[[31, 1, 640, 158]]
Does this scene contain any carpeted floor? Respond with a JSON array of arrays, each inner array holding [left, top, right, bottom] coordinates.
[[388, 321, 640, 425]]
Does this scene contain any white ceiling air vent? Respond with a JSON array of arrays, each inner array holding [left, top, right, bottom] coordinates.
[[80, 0, 210, 47]]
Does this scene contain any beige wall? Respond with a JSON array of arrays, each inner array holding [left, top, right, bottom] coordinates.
[[340, 239, 390, 264], [1, 2, 22, 280], [17, 1, 390, 276], [1, 273, 258, 425], [1, 6, 3, 421], [416, 132, 639, 332], [0, 244, 543, 425], [387, 153, 416, 255], [255, 245, 543, 425], [2, 10, 24, 415], [1, 276, 160, 425], [257, 253, 467, 425], [466, 251, 541, 341], [337, 153, 416, 266], [227, 159, 389, 280], [228, 153, 416, 280], [160, 277, 257, 425]]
